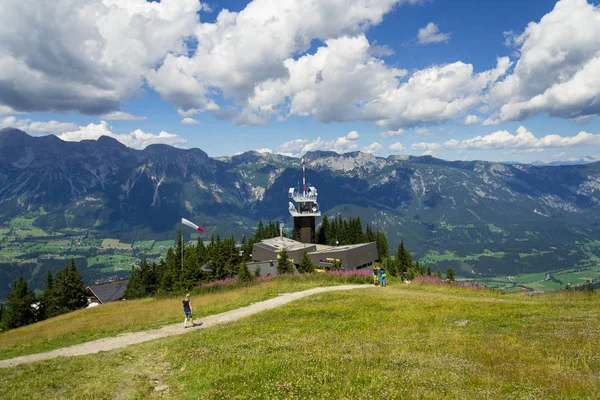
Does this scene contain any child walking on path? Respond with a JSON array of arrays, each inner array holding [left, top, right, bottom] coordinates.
[[183, 294, 193, 328]]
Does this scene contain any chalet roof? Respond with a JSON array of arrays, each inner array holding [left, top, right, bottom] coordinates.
[[86, 279, 129, 304]]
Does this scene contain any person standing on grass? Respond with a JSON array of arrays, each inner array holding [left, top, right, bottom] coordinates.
[[379, 267, 388, 287], [183, 294, 193, 328], [373, 266, 380, 286]]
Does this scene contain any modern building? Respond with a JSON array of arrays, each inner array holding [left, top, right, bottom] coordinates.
[[308, 242, 378, 270], [251, 237, 377, 271], [252, 236, 317, 265], [288, 158, 320, 243]]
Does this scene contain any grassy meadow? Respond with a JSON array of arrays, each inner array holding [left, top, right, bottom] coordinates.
[[1, 279, 599, 399], [0, 274, 370, 360]]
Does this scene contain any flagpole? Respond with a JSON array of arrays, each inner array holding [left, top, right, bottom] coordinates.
[[181, 220, 184, 272]]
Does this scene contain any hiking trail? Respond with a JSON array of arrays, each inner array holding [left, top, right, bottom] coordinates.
[[0, 285, 370, 368]]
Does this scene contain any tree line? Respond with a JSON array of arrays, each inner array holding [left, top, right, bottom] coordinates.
[[0, 259, 87, 331], [125, 220, 288, 299]]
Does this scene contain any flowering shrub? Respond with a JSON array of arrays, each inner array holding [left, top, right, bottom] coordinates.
[[190, 269, 372, 295]]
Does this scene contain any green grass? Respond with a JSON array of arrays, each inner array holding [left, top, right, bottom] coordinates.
[[487, 223, 503, 233], [554, 265, 600, 286], [101, 238, 132, 250], [1, 283, 599, 399], [0, 274, 369, 360], [512, 272, 548, 283], [153, 240, 175, 250]]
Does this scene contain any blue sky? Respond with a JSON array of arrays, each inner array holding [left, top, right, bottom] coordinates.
[[1, 0, 599, 163]]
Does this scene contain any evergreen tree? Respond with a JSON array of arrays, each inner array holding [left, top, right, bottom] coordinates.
[[62, 259, 87, 311], [237, 261, 253, 283], [396, 240, 413, 275], [4, 276, 36, 329], [375, 231, 389, 261], [445, 267, 456, 282], [383, 257, 396, 277], [298, 249, 315, 273], [435, 268, 443, 279], [256, 220, 265, 241], [254, 265, 261, 278], [125, 258, 156, 299], [0, 303, 4, 329], [277, 248, 294, 274], [407, 269, 415, 281], [316, 216, 329, 245], [426, 265, 432, 276], [365, 224, 376, 242], [39, 270, 56, 320]]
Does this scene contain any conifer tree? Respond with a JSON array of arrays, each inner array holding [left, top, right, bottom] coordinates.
[[446, 267, 456, 281], [254, 265, 261, 278], [375, 231, 389, 261], [4, 276, 36, 329], [39, 270, 56, 320], [277, 248, 294, 274], [298, 249, 315, 273], [237, 261, 253, 283], [365, 224, 376, 242], [316, 216, 329, 244], [426, 265, 432, 276], [63, 258, 87, 311], [435, 268, 443, 279]]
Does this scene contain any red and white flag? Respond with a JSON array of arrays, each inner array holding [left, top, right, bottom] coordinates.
[[181, 218, 204, 232]]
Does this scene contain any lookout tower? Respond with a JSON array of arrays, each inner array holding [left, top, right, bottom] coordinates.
[[288, 158, 320, 243]]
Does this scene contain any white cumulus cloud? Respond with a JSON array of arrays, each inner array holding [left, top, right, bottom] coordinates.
[[100, 111, 147, 121], [0, 116, 78, 134], [362, 142, 383, 154], [379, 129, 404, 137], [411, 126, 600, 152], [0, 0, 201, 114], [462, 115, 482, 126], [181, 117, 199, 125], [417, 22, 451, 44], [488, 0, 600, 123], [275, 131, 363, 157], [59, 121, 187, 150], [389, 142, 406, 152]]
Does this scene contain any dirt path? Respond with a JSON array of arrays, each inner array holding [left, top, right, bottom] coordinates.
[[0, 285, 370, 368]]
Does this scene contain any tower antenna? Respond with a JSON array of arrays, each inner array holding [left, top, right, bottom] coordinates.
[[302, 157, 307, 195]]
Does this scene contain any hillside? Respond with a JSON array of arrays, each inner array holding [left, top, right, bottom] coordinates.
[[1, 128, 600, 296], [1, 279, 598, 399]]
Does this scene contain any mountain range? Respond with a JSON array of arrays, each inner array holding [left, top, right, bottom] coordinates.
[[1, 127, 600, 279]]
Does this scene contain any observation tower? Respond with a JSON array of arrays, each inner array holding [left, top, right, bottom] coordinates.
[[288, 158, 320, 243]]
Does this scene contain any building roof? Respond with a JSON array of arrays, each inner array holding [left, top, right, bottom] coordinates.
[[308, 242, 375, 254], [86, 279, 129, 304], [254, 237, 315, 252]]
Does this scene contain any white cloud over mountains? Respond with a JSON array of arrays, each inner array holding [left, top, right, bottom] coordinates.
[[412, 126, 600, 152], [0, 116, 78, 134], [0, 0, 599, 132], [59, 121, 187, 150], [275, 131, 362, 157]]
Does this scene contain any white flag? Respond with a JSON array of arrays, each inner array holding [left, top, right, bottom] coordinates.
[[181, 218, 204, 232]]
